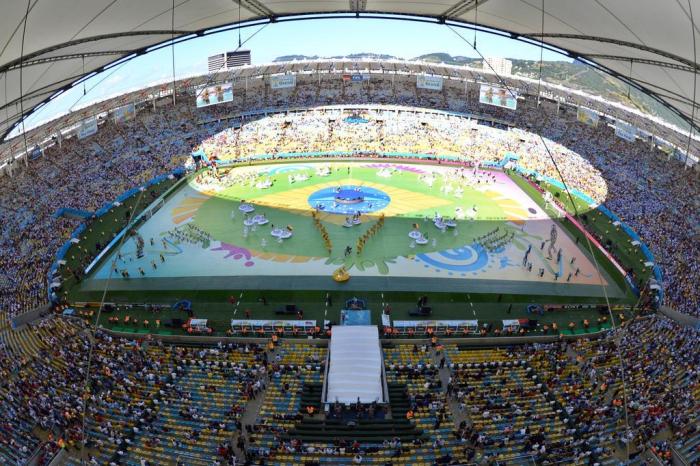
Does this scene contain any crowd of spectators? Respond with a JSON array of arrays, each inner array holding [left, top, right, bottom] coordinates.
[[0, 306, 697, 465], [199, 97, 698, 314], [0, 69, 697, 323], [447, 314, 699, 463], [0, 107, 194, 317], [201, 110, 609, 202], [0, 315, 268, 465]]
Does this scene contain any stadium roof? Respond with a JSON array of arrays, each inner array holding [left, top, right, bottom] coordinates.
[[0, 0, 698, 144]]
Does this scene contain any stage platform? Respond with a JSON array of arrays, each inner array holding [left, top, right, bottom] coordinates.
[[325, 326, 385, 404]]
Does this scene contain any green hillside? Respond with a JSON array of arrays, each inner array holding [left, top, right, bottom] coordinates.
[[415, 53, 686, 129]]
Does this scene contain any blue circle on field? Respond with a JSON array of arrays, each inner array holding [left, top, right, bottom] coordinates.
[[308, 185, 390, 215]]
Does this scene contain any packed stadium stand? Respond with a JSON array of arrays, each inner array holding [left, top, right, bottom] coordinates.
[[2, 65, 697, 318], [0, 313, 696, 465], [0, 57, 698, 466]]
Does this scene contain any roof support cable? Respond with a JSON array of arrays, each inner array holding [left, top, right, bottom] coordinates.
[[627, 59, 633, 100], [82, 54, 86, 96], [77, 176, 150, 463], [77, 21, 267, 458], [473, 0, 477, 49], [18, 0, 32, 167], [238, 0, 243, 48], [447, 19, 633, 455], [171, 0, 177, 106], [535, 0, 544, 107], [78, 19, 267, 463], [529, 3, 632, 450], [684, 0, 697, 168], [3, 74, 9, 137]]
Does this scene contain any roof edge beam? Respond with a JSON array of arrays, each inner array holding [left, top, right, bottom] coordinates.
[[528, 33, 700, 71], [583, 54, 696, 73], [0, 30, 191, 76], [4, 51, 133, 71], [442, 0, 485, 19]]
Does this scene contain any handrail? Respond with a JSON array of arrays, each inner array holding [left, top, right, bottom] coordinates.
[[671, 444, 691, 466], [25, 441, 61, 466]]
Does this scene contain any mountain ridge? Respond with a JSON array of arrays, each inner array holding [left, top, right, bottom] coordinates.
[[272, 52, 684, 128]]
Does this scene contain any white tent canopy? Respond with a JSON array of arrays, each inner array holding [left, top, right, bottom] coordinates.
[[0, 0, 698, 143], [325, 326, 384, 404]]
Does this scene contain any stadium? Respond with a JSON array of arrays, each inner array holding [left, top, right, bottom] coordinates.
[[0, 2, 699, 466]]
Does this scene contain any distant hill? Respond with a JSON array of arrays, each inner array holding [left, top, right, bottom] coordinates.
[[274, 54, 322, 62], [274, 53, 398, 62], [272, 52, 686, 128], [413, 53, 480, 66]]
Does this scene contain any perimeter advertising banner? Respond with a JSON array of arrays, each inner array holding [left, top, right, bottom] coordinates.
[[195, 82, 233, 108], [270, 74, 296, 89], [112, 103, 136, 124], [417, 75, 443, 91], [30, 145, 43, 160], [393, 320, 479, 329], [615, 120, 637, 142], [342, 74, 370, 82], [655, 137, 674, 155], [77, 116, 98, 140], [479, 84, 517, 110], [230, 319, 316, 329], [577, 107, 599, 127]]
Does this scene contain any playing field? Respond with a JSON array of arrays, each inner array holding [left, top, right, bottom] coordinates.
[[85, 161, 625, 299]]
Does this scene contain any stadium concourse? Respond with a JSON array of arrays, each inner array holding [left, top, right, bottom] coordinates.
[[0, 60, 697, 465]]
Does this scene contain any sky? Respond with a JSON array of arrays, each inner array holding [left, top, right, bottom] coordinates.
[[15, 18, 570, 135]]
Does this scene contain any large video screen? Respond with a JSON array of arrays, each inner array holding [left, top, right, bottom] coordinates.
[[195, 82, 233, 108], [479, 84, 517, 110], [576, 107, 599, 127]]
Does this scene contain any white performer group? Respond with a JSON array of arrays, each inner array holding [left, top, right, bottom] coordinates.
[[235, 201, 293, 243]]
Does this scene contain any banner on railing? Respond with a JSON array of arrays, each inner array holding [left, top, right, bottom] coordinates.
[[112, 103, 136, 123], [655, 138, 674, 155], [77, 116, 98, 139], [577, 107, 599, 127], [615, 120, 637, 142], [342, 74, 370, 82], [230, 319, 316, 330], [270, 74, 296, 89], [393, 320, 478, 329], [479, 84, 517, 110], [30, 145, 43, 160], [195, 82, 233, 108], [417, 75, 443, 91]]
